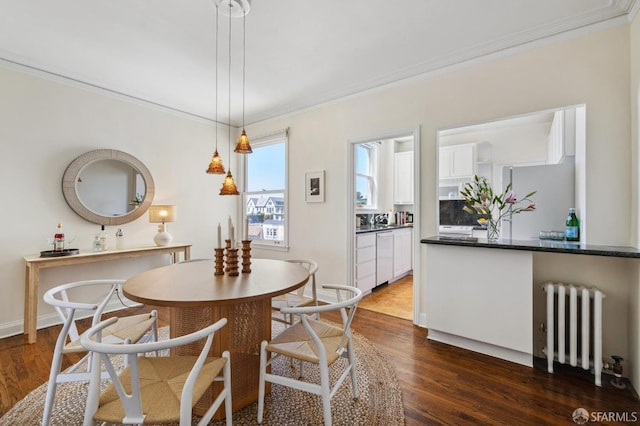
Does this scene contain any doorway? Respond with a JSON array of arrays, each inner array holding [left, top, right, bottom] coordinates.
[[346, 127, 420, 323]]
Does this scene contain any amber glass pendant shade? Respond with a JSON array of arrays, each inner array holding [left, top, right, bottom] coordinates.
[[234, 129, 253, 154], [219, 170, 240, 195], [206, 150, 226, 174]]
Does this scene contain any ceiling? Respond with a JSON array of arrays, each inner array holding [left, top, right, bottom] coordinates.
[[0, 0, 637, 127]]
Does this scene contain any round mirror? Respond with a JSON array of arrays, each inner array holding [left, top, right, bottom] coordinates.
[[62, 149, 155, 225]]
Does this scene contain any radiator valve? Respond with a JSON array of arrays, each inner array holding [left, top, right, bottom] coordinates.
[[610, 355, 626, 389]]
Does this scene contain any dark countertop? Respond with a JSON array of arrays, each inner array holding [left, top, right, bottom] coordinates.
[[356, 224, 414, 234], [421, 236, 640, 258]]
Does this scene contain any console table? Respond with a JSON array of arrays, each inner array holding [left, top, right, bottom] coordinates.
[[23, 243, 191, 343]]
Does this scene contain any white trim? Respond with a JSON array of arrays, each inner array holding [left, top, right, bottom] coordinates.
[[241, 129, 289, 250], [244, 15, 631, 127], [0, 298, 140, 340], [428, 330, 533, 367], [0, 11, 631, 128], [347, 126, 421, 325], [0, 57, 227, 127]]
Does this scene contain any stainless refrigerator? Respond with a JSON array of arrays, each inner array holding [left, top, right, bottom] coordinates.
[[501, 163, 575, 240]]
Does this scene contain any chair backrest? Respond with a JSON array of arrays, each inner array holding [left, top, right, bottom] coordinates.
[[43, 279, 123, 346], [81, 317, 228, 425], [285, 259, 319, 299], [281, 284, 362, 359]]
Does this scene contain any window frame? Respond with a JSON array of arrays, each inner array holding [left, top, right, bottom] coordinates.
[[355, 142, 380, 210], [241, 129, 289, 250]]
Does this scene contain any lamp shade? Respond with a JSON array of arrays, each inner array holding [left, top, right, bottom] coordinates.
[[219, 171, 240, 195], [206, 150, 226, 174], [234, 130, 253, 153], [148, 205, 177, 223]]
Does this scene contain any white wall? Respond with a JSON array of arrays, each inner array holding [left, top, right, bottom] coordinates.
[[247, 24, 631, 283], [0, 65, 238, 336]]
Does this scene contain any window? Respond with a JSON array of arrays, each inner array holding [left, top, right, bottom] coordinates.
[[355, 142, 379, 209], [243, 129, 288, 249]]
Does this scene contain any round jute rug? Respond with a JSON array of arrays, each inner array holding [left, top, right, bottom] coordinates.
[[1, 322, 404, 425]]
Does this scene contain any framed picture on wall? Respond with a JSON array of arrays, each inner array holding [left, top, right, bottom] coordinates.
[[305, 170, 325, 203]]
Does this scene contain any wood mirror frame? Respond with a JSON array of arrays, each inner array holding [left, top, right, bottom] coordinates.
[[62, 149, 155, 225]]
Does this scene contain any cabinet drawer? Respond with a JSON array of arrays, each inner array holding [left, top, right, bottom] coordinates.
[[357, 274, 376, 293], [356, 260, 375, 279], [357, 246, 376, 263], [356, 233, 376, 248]]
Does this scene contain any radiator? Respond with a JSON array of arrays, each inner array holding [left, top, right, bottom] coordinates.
[[543, 282, 605, 386]]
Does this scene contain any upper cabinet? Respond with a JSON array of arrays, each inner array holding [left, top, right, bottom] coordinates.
[[394, 151, 414, 204], [439, 143, 475, 181], [548, 108, 579, 164]]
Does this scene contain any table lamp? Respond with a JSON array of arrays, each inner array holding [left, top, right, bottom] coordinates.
[[148, 205, 177, 246]]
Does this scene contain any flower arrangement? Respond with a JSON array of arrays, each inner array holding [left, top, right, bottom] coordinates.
[[460, 175, 536, 241]]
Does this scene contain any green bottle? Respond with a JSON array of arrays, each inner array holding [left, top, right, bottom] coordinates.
[[565, 208, 580, 241]]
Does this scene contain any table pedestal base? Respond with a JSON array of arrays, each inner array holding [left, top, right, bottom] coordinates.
[[170, 298, 272, 418]]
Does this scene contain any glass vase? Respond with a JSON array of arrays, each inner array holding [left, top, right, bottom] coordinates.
[[487, 218, 501, 243]]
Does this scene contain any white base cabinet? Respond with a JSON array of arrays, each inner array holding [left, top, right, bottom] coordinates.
[[393, 228, 412, 278], [355, 233, 376, 293], [356, 227, 414, 293], [376, 232, 394, 285], [425, 244, 533, 366]]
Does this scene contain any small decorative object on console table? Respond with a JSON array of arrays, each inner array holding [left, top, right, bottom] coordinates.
[[461, 175, 536, 242]]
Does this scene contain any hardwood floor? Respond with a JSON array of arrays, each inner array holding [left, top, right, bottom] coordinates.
[[358, 275, 413, 320], [1, 304, 638, 425]]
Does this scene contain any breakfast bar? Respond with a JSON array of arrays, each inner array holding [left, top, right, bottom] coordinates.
[[421, 236, 640, 378]]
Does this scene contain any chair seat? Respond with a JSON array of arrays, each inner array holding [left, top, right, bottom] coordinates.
[[63, 313, 156, 354], [266, 318, 346, 364], [272, 293, 315, 311], [94, 356, 227, 424]]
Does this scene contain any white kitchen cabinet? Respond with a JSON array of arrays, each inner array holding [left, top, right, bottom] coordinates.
[[376, 232, 394, 285], [394, 151, 414, 204], [425, 244, 533, 366], [355, 233, 376, 293], [393, 228, 412, 278], [548, 109, 577, 164], [439, 144, 475, 180]]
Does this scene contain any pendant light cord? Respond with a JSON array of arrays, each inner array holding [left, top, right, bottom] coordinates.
[[242, 11, 246, 130], [215, 5, 219, 150], [228, 2, 232, 166]]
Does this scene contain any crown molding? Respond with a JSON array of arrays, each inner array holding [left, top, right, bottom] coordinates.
[[243, 5, 634, 126]]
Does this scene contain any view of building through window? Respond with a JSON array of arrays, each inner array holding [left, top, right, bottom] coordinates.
[[244, 137, 287, 246]]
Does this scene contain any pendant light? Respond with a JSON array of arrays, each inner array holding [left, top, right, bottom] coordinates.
[[219, 1, 239, 195], [206, 5, 226, 174], [234, 10, 252, 154]]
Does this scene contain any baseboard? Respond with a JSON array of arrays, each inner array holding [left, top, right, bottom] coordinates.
[[428, 329, 533, 367], [0, 296, 142, 340]]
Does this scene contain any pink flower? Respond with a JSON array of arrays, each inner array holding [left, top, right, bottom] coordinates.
[[522, 203, 536, 211], [505, 193, 518, 204]]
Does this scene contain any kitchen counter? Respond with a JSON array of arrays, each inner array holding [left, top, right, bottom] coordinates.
[[422, 234, 640, 378], [421, 236, 640, 258], [356, 223, 413, 234]]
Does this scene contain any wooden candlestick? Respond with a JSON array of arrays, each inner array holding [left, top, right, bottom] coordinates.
[[224, 239, 232, 272], [225, 248, 239, 276], [241, 240, 251, 273], [214, 248, 224, 276]]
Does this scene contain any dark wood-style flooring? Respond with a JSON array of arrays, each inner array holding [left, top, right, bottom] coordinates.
[[1, 301, 638, 425]]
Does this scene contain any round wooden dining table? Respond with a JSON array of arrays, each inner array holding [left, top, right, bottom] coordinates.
[[122, 258, 310, 417]]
